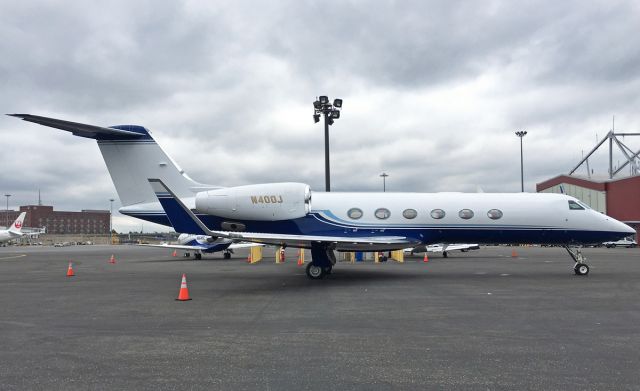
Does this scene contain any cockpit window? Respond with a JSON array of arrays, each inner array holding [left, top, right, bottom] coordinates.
[[577, 201, 591, 210], [568, 200, 584, 210]]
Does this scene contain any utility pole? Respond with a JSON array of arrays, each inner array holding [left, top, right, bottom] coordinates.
[[515, 131, 527, 192], [380, 172, 389, 192], [4, 194, 10, 229], [109, 198, 115, 245]]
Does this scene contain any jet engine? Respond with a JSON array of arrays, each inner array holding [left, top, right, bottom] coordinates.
[[195, 183, 311, 221]]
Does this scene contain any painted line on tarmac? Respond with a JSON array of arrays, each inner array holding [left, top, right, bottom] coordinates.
[[0, 254, 27, 261]]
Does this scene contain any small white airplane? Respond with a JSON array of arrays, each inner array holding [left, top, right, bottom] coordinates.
[[139, 233, 261, 259], [0, 212, 27, 244], [10, 114, 635, 279], [405, 243, 480, 258]]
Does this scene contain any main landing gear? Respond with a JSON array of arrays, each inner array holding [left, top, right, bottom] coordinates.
[[305, 244, 336, 279], [223, 251, 231, 259], [564, 246, 589, 276]]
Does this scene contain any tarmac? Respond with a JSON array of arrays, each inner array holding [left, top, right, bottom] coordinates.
[[0, 244, 639, 390]]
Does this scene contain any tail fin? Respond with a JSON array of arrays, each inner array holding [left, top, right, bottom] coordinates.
[[8, 212, 26, 234], [8, 114, 218, 206]]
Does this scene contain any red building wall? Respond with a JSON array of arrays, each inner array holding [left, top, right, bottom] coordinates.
[[606, 176, 640, 222]]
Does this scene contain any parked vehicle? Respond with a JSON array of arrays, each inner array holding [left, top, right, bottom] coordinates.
[[603, 238, 637, 248]]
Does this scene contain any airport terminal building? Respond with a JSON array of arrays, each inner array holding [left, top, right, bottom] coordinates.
[[1, 205, 110, 234], [537, 174, 640, 239]]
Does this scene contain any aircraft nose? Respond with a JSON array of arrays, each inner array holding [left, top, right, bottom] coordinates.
[[612, 218, 636, 235], [623, 223, 636, 235]]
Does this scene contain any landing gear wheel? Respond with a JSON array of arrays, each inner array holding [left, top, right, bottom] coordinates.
[[223, 252, 231, 259], [195, 253, 202, 260], [443, 251, 448, 258], [306, 263, 325, 279], [184, 252, 191, 258], [324, 265, 333, 275], [574, 263, 589, 276]]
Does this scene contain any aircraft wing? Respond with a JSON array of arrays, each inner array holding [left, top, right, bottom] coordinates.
[[407, 243, 480, 253], [148, 178, 420, 251], [138, 243, 207, 251], [138, 242, 262, 251], [228, 242, 265, 249]]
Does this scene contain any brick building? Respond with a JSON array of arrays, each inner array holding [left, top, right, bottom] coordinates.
[[537, 174, 640, 239], [1, 205, 110, 234]]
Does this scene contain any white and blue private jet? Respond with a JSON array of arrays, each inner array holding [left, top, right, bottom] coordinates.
[[9, 114, 635, 279]]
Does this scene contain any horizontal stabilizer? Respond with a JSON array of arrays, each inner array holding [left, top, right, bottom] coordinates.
[[7, 114, 149, 140]]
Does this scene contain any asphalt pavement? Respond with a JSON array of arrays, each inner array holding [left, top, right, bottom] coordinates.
[[0, 245, 639, 390]]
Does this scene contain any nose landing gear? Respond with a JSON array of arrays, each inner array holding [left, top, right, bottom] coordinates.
[[564, 246, 589, 276]]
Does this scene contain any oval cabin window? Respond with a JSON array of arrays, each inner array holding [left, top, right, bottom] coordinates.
[[430, 209, 446, 219], [347, 208, 363, 220], [374, 208, 391, 220], [487, 209, 503, 220], [458, 209, 474, 219], [403, 209, 418, 219]]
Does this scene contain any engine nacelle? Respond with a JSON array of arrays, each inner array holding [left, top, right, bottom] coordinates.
[[195, 183, 311, 221]]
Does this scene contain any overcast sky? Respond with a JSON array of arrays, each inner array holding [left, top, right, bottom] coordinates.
[[1, 0, 640, 232]]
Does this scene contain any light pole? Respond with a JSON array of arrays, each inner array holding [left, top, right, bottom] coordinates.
[[515, 131, 528, 192], [109, 198, 115, 244], [4, 194, 10, 229], [380, 172, 389, 192], [313, 96, 342, 192]]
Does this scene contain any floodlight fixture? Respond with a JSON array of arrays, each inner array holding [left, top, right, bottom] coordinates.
[[333, 98, 342, 108], [331, 110, 340, 119], [319, 96, 329, 104], [313, 114, 320, 123]]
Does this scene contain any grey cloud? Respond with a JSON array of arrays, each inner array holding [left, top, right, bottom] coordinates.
[[2, 0, 640, 231]]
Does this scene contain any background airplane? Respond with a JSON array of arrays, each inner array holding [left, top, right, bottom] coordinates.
[[139, 233, 261, 259], [0, 212, 27, 244], [405, 243, 480, 258]]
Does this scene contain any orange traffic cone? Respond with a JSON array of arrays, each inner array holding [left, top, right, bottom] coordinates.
[[172, 250, 177, 257], [109, 254, 116, 264], [66, 262, 75, 277], [423, 253, 429, 263], [247, 253, 252, 263], [297, 249, 303, 266], [511, 249, 518, 258], [176, 273, 192, 301]]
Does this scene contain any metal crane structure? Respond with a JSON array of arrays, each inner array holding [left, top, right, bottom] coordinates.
[[569, 129, 640, 179]]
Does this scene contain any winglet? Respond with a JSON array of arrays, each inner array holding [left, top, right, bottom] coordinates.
[[148, 178, 213, 236]]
